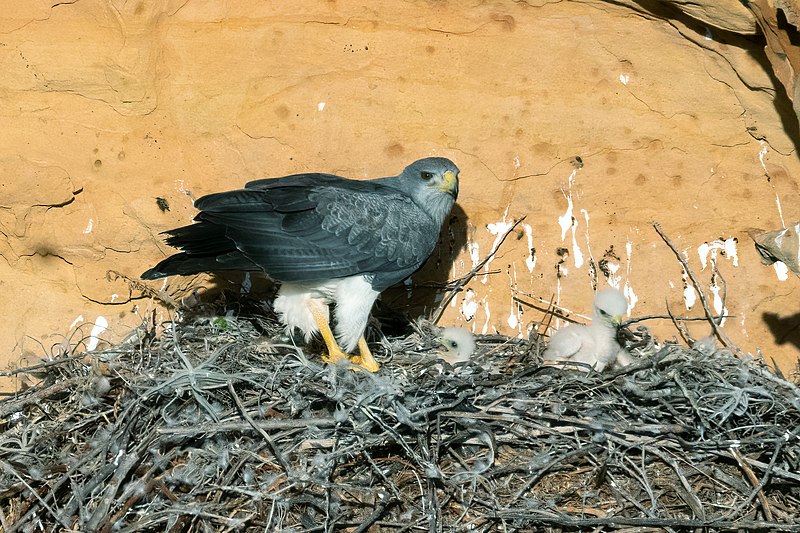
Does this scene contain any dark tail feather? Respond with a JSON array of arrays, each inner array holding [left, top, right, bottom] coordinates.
[[141, 250, 261, 279], [141, 222, 259, 279], [163, 222, 231, 255]]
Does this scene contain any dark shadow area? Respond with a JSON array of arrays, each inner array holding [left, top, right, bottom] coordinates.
[[748, 50, 800, 155], [376, 202, 469, 336], [777, 8, 800, 47], [763, 311, 800, 351]]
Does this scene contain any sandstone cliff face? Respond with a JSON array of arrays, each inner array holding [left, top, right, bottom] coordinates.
[[1, 1, 799, 389]]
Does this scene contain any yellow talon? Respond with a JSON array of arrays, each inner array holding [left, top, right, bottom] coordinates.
[[350, 336, 380, 372], [311, 308, 379, 372]]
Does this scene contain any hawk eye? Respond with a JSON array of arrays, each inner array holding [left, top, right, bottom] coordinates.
[[420, 171, 434, 180]]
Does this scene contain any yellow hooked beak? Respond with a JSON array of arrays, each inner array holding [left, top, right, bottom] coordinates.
[[438, 170, 459, 198]]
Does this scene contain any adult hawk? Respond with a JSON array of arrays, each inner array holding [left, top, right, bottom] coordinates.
[[142, 157, 460, 372]]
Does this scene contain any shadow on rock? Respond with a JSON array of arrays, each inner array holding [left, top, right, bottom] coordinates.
[[762, 311, 800, 352], [377, 202, 469, 336]]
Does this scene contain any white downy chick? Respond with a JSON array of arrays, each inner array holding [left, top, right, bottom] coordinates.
[[543, 288, 628, 372], [437, 327, 476, 364]]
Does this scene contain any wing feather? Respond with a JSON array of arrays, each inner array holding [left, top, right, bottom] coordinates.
[[170, 178, 439, 286]]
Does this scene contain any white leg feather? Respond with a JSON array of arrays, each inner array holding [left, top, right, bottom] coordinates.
[[333, 276, 380, 353], [274, 283, 328, 342]]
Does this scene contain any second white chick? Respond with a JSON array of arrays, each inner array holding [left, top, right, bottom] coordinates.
[[543, 288, 628, 372], [437, 327, 476, 364]]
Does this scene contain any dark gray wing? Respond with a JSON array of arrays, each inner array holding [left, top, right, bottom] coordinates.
[[143, 177, 440, 288], [196, 183, 439, 287], [244, 173, 348, 189]]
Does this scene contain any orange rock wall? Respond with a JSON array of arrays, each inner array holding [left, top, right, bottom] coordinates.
[[2, 1, 799, 390]]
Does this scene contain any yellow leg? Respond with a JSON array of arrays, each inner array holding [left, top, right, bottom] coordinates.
[[310, 307, 349, 365], [350, 336, 380, 372], [309, 309, 379, 372]]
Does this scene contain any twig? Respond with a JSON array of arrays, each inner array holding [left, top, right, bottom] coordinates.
[[350, 490, 394, 533], [106, 269, 179, 308], [622, 313, 733, 327], [666, 298, 693, 344], [0, 354, 88, 378], [653, 223, 744, 356], [156, 417, 337, 436], [712, 261, 728, 318], [0, 376, 85, 418], [730, 447, 775, 521], [227, 381, 291, 474], [430, 216, 526, 324], [0, 459, 71, 530]]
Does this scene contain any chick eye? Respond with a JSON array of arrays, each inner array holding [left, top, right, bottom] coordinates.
[[420, 171, 434, 180], [449, 340, 458, 349], [598, 309, 608, 316]]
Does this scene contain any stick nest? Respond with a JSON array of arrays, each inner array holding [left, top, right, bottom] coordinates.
[[2, 306, 799, 532]]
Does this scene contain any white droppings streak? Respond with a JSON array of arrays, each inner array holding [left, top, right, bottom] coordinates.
[[623, 241, 637, 315], [606, 262, 621, 289], [710, 284, 725, 314], [507, 308, 518, 329], [468, 241, 480, 269], [682, 267, 696, 309], [774, 261, 790, 281], [698, 242, 711, 270], [83, 218, 94, 234], [481, 301, 491, 335], [317, 102, 326, 111], [624, 285, 638, 316], [558, 174, 576, 241], [581, 209, 593, 264], [110, 294, 118, 303], [571, 226, 584, 268], [684, 285, 697, 309], [558, 170, 583, 269], [485, 208, 514, 284], [619, 74, 629, 85], [87, 316, 108, 351], [775, 194, 786, 228], [70, 315, 84, 330], [461, 289, 478, 321], [523, 224, 536, 272], [558, 193, 573, 241], [709, 281, 728, 326], [698, 238, 739, 270], [724, 238, 739, 266]]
